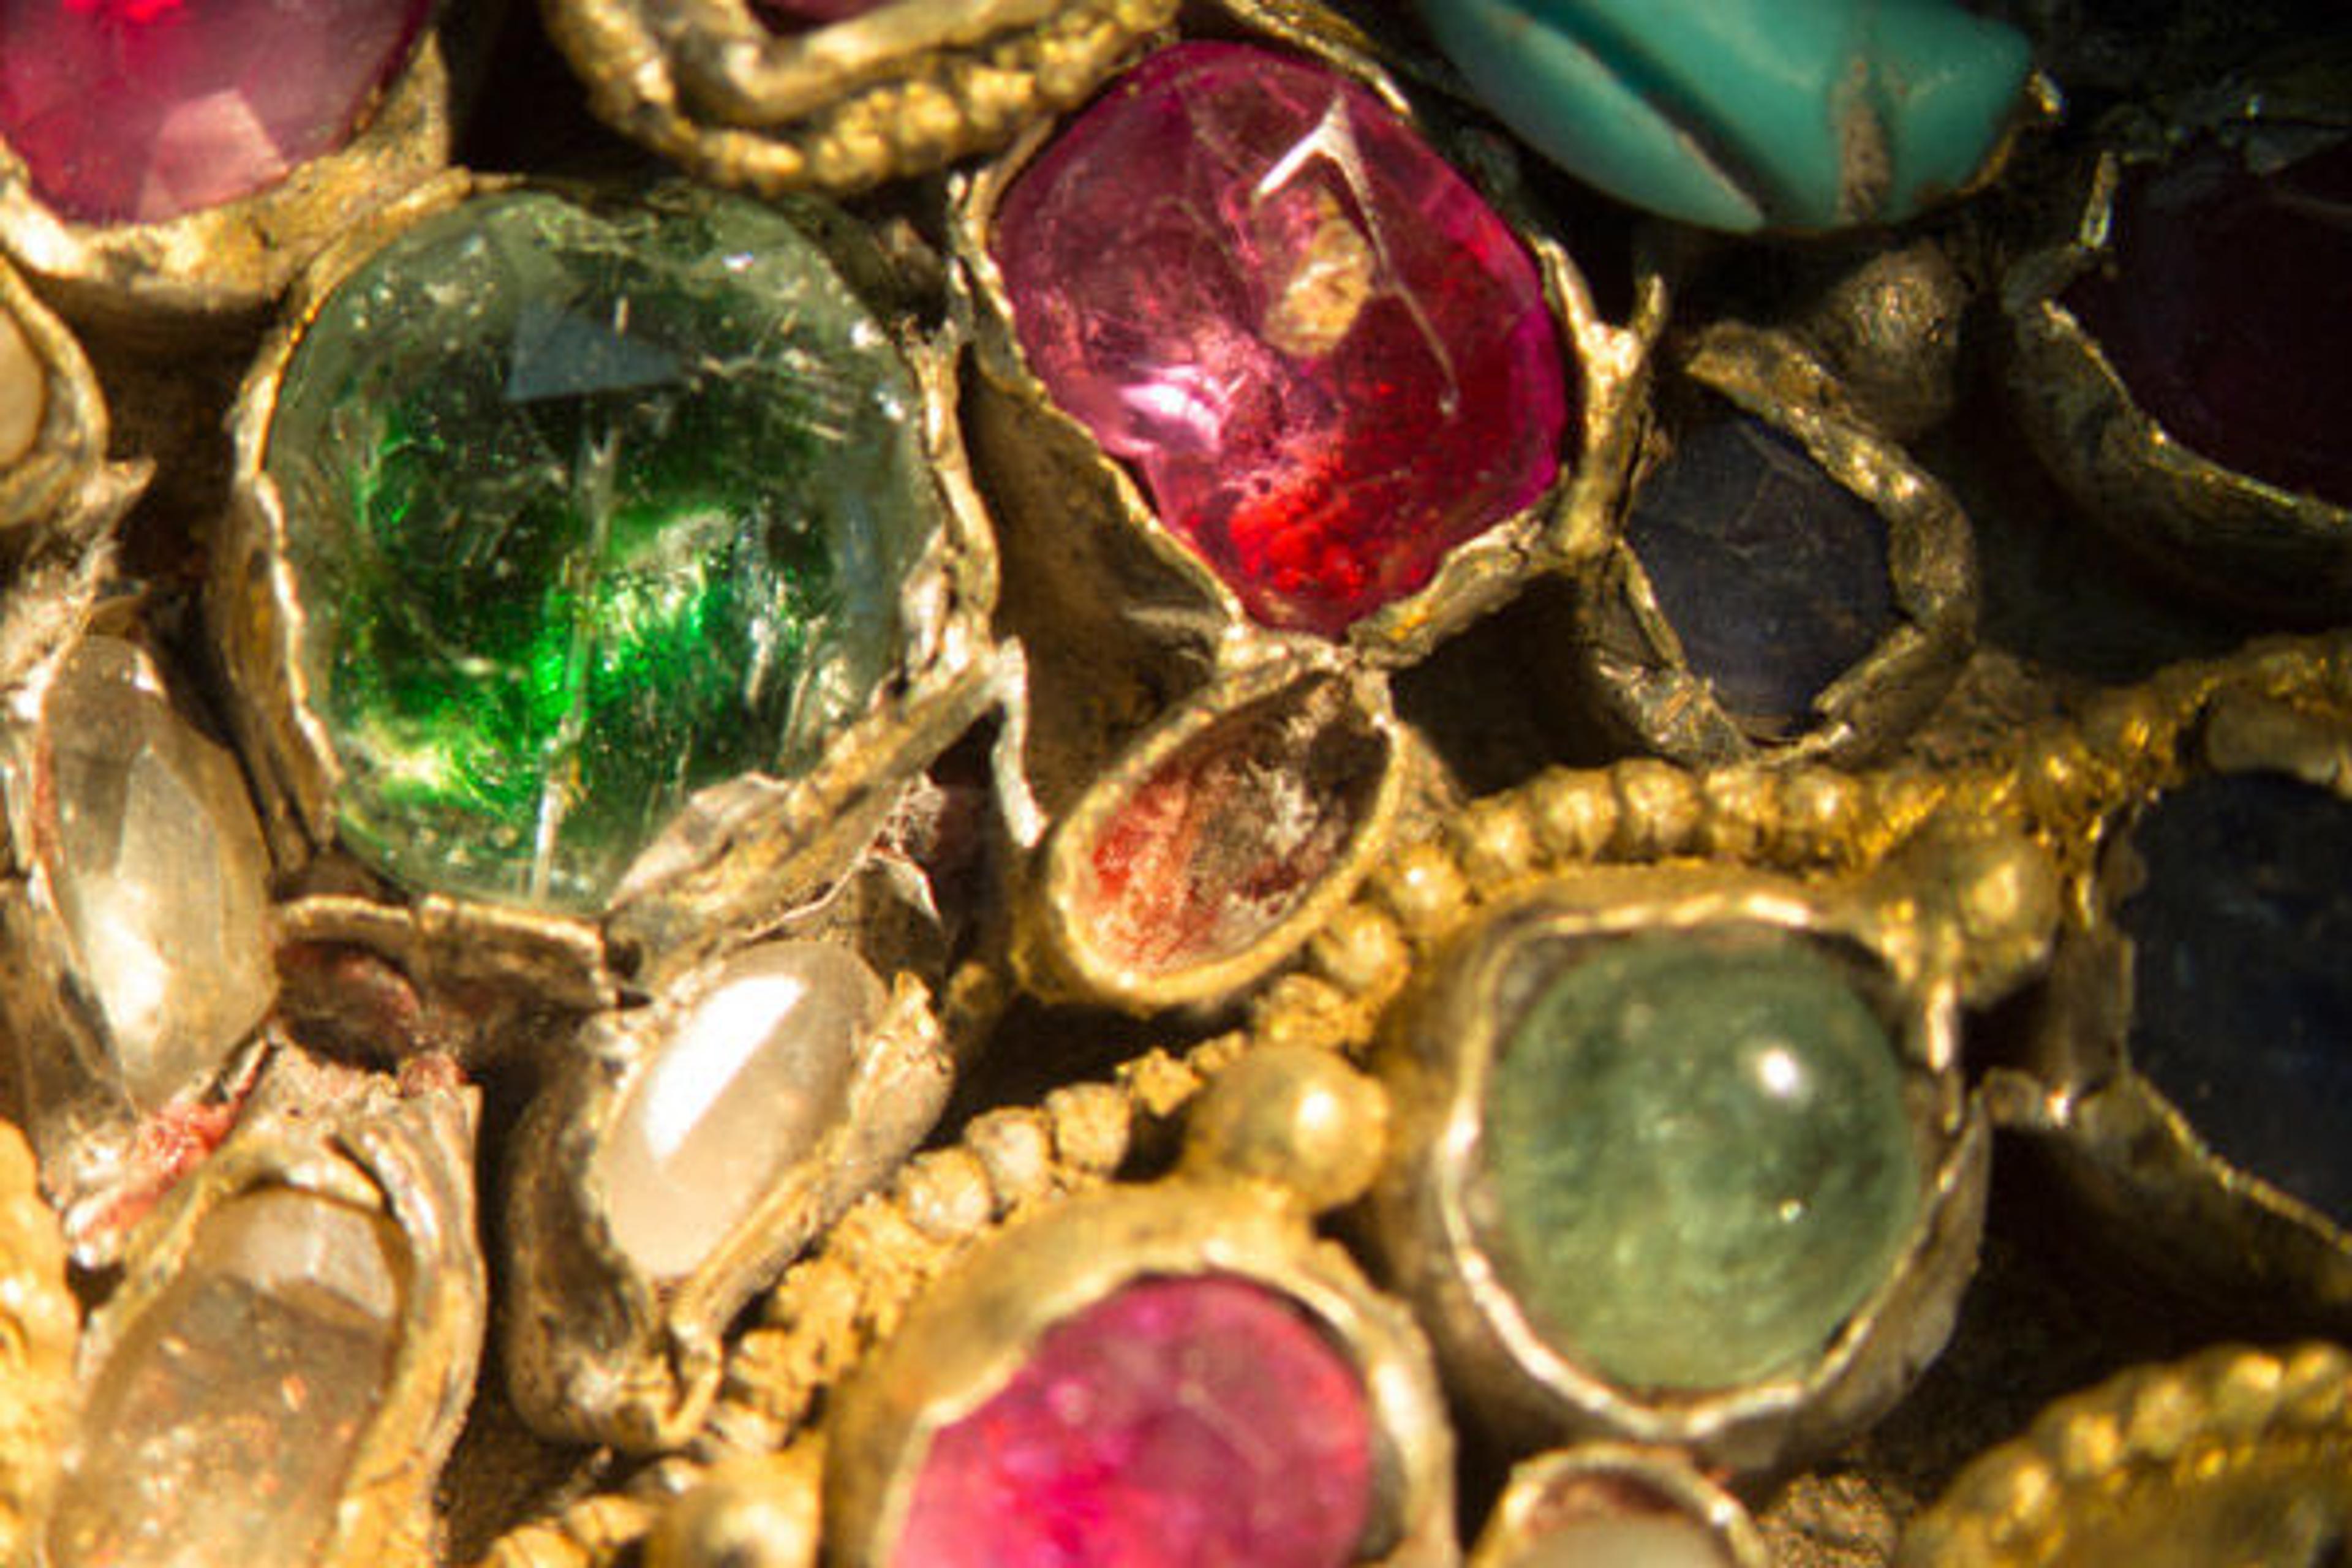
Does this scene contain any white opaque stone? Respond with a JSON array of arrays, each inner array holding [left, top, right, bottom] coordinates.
[[40, 636, 276, 1109], [1515, 1515, 1735, 1568], [0, 306, 39, 467], [48, 1189, 404, 1568], [594, 941, 882, 1280]]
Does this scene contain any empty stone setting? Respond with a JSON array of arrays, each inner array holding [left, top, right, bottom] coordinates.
[[265, 186, 942, 912], [1479, 929, 1920, 1392], [995, 41, 1569, 636], [894, 1273, 1374, 1568]]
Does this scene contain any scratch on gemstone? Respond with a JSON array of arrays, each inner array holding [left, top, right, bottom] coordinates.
[[531, 417, 622, 902], [1252, 94, 1462, 415]]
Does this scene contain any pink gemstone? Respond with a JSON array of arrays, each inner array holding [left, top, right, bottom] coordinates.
[[894, 1274, 1374, 1568], [0, 0, 431, 225], [995, 42, 1571, 636], [2065, 136, 2352, 508]]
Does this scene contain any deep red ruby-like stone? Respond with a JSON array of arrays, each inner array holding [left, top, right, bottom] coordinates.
[[995, 41, 1571, 636], [0, 0, 431, 225], [892, 1273, 1374, 1568], [2065, 135, 2352, 508]]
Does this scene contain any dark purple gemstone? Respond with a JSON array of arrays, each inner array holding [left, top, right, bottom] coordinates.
[[2117, 771, 2352, 1227], [1624, 417, 1894, 735], [2065, 135, 2352, 508]]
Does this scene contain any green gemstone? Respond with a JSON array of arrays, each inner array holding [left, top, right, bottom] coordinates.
[[266, 186, 941, 912], [1479, 929, 1919, 1392]]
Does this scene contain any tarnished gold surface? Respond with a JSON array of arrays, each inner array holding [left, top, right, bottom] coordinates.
[[1899, 1341, 2352, 1567], [0, 1119, 76, 1567], [1574, 317, 1978, 766], [541, 0, 1178, 194], [211, 169, 1003, 1024], [0, 1, 493, 339], [0, 256, 146, 537]]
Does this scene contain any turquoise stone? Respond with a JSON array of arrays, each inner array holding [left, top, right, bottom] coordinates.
[[1417, 0, 2035, 232], [266, 187, 941, 912], [1479, 929, 1920, 1391]]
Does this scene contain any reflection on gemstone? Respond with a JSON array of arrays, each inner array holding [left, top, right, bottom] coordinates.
[[47, 1189, 404, 1568], [1481, 930, 1918, 1392], [1626, 418, 1895, 734], [36, 636, 276, 1110], [0, 306, 40, 467], [2067, 137, 2352, 508], [996, 41, 1568, 636], [592, 941, 881, 1281], [1512, 1516, 1733, 1568], [2117, 771, 2352, 1227], [0, 0, 432, 224], [265, 187, 941, 911], [894, 1274, 1373, 1568]]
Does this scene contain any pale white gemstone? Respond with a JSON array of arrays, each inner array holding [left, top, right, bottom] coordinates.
[[594, 940, 881, 1280], [0, 306, 39, 467], [1515, 1516, 1735, 1568], [40, 636, 276, 1109], [48, 1190, 403, 1568]]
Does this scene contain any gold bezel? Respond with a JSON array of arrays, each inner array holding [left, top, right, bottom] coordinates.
[[1466, 1444, 1768, 1568]]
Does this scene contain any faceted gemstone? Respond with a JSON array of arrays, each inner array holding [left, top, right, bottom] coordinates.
[[755, 0, 893, 29], [592, 941, 881, 1280], [265, 187, 942, 911], [2116, 771, 2352, 1226], [1418, 0, 2034, 232], [47, 1189, 404, 1568], [2066, 136, 2352, 507], [1625, 417, 1896, 735], [0, 306, 40, 467], [37, 636, 276, 1110], [895, 1274, 1374, 1568], [996, 42, 1569, 636], [1480, 929, 1920, 1392], [0, 0, 431, 224], [1513, 1517, 1733, 1568], [1076, 677, 1384, 976]]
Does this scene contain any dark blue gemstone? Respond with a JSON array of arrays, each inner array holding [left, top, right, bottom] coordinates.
[[1624, 417, 1895, 734], [2117, 771, 2352, 1227]]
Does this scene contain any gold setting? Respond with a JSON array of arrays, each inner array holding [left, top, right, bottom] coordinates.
[[0, 1120, 75, 1567], [1572, 318, 1977, 766], [0, 1, 494, 339], [1899, 1341, 2352, 1567], [0, 255, 145, 536], [1467, 1445, 1768, 1568], [210, 169, 1005, 1019], [2000, 81, 2352, 619], [541, 0, 1180, 195]]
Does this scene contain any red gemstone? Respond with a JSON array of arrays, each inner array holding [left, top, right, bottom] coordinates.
[[893, 1273, 1374, 1568], [995, 42, 1571, 636], [0, 0, 431, 224], [2065, 135, 2352, 508]]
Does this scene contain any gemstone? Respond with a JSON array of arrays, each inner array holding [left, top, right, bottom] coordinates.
[[0, 306, 40, 467], [894, 1273, 1374, 1568], [2115, 771, 2352, 1226], [1074, 676, 1385, 977], [1513, 1517, 1733, 1568], [1624, 417, 1896, 735], [592, 941, 881, 1280], [0, 0, 432, 225], [1417, 0, 2035, 232], [47, 1189, 404, 1568], [995, 41, 1568, 637], [2065, 137, 2352, 508], [264, 187, 942, 912], [34, 636, 276, 1110], [1480, 929, 1920, 1392]]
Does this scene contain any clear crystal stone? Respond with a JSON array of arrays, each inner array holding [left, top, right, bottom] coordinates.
[[1513, 1517, 1734, 1568], [39, 636, 276, 1108], [0, 306, 40, 467], [47, 1189, 404, 1568], [592, 941, 882, 1280]]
